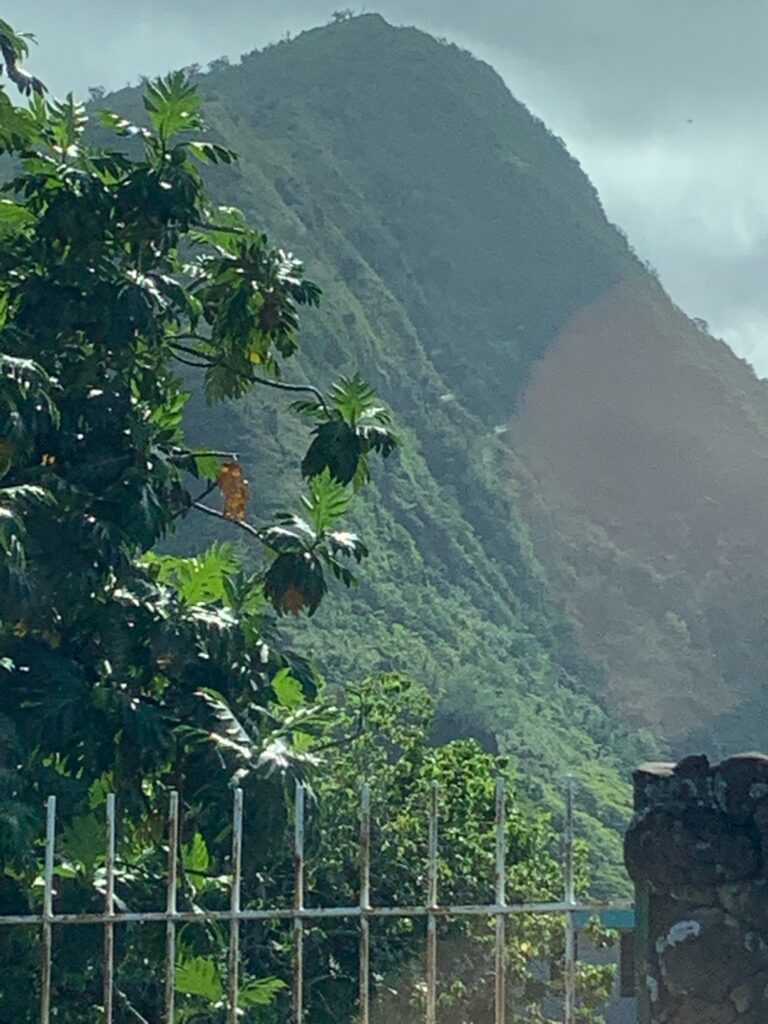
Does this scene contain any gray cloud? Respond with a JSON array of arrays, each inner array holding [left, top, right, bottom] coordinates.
[[6, 1, 768, 371]]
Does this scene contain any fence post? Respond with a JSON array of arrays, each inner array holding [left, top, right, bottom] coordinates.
[[563, 775, 576, 1024], [359, 784, 371, 1024], [494, 777, 506, 1024], [426, 781, 439, 1024], [40, 795, 56, 1024], [293, 782, 305, 1024], [227, 788, 244, 1023], [103, 793, 116, 1023], [164, 791, 179, 1024]]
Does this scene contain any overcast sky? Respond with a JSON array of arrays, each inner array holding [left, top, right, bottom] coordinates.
[[6, 0, 768, 373]]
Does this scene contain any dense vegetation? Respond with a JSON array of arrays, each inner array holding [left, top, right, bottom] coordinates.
[[141, 12, 768, 802], [0, 21, 616, 1023], [179, 15, 768, 765], [111, 13, 652, 888]]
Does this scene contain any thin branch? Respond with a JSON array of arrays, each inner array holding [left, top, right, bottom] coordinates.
[[304, 714, 366, 756], [172, 353, 212, 369], [192, 480, 218, 503], [170, 339, 330, 413], [191, 220, 248, 236], [167, 448, 239, 461], [251, 373, 329, 414], [114, 989, 151, 1024], [171, 479, 217, 522], [170, 341, 218, 366], [192, 500, 262, 540], [171, 335, 216, 348]]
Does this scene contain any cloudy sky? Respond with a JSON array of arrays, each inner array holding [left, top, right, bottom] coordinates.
[[6, 0, 768, 372]]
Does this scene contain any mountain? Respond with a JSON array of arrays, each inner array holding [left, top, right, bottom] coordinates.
[[511, 275, 768, 755], [107, 13, 768, 891]]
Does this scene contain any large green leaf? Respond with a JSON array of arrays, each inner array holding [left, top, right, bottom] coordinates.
[[302, 469, 351, 532], [181, 832, 210, 876], [271, 668, 304, 711], [174, 955, 223, 1001], [143, 71, 202, 141], [0, 198, 34, 238], [238, 976, 286, 1007]]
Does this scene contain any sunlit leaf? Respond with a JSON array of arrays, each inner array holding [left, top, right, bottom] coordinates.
[[175, 955, 223, 1001], [217, 461, 250, 522], [301, 469, 351, 532], [143, 70, 202, 141], [272, 668, 304, 710], [181, 832, 210, 876], [188, 141, 238, 165]]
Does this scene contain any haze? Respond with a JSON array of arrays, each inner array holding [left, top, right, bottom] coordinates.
[[7, 0, 767, 374]]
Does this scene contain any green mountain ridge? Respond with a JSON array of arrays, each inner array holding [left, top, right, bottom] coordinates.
[[106, 12, 768, 892]]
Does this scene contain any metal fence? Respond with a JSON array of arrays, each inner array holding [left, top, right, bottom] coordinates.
[[0, 777, 631, 1024]]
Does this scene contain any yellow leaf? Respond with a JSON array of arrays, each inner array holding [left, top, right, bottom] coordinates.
[[217, 462, 250, 522]]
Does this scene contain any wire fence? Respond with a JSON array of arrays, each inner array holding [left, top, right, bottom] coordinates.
[[0, 777, 632, 1024]]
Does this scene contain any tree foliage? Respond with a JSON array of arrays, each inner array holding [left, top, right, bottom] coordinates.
[[0, 26, 393, 1021], [0, 25, 614, 1023]]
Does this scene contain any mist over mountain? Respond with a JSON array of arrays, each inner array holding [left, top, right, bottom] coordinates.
[[108, 13, 768, 889]]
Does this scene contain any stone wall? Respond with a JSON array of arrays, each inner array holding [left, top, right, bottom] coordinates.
[[625, 754, 768, 1024]]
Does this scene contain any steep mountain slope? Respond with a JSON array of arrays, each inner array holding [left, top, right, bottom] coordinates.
[[173, 15, 640, 890], [106, 13, 768, 887], [511, 273, 768, 753]]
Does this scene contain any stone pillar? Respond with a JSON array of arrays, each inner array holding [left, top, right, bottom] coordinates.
[[625, 754, 768, 1024]]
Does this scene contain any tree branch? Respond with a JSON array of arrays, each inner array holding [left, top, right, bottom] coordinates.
[[192, 500, 262, 540], [167, 448, 239, 462], [251, 373, 329, 413], [171, 480, 217, 521], [191, 220, 248, 236], [115, 989, 151, 1024], [170, 339, 330, 413], [170, 340, 219, 367], [171, 353, 212, 369]]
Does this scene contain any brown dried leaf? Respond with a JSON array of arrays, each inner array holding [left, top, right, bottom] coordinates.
[[280, 586, 307, 616], [217, 461, 250, 522]]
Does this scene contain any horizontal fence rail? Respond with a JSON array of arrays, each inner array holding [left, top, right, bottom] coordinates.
[[0, 776, 632, 1024]]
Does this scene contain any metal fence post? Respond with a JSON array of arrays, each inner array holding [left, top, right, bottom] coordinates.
[[494, 778, 507, 1024], [293, 782, 305, 1024], [563, 775, 576, 1024], [359, 783, 371, 1024], [103, 794, 116, 1023], [164, 791, 179, 1024], [40, 795, 56, 1024], [228, 788, 244, 1023], [426, 781, 439, 1024]]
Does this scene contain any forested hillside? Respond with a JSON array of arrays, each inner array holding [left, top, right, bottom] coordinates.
[[105, 12, 768, 886], [140, 13, 645, 890]]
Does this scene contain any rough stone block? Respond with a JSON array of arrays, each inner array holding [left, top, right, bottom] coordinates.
[[627, 753, 768, 1024]]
